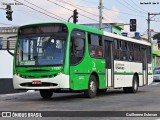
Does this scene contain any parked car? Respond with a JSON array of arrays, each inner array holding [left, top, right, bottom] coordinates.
[[153, 67, 160, 82]]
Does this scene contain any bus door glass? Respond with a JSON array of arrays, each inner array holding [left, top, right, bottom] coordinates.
[[104, 37, 113, 87], [142, 47, 148, 85]]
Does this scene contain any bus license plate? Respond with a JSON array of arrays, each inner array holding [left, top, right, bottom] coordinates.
[[32, 80, 42, 84]]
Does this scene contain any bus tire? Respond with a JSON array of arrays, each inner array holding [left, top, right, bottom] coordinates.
[[84, 75, 97, 98], [123, 76, 138, 93], [98, 89, 107, 94], [40, 90, 53, 99]]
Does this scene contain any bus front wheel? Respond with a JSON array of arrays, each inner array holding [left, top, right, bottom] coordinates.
[[84, 75, 97, 98], [40, 90, 53, 99]]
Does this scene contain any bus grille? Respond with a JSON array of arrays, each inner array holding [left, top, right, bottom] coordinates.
[[20, 82, 58, 87]]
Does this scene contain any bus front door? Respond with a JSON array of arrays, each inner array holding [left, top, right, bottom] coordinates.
[[104, 40, 113, 87], [142, 48, 148, 85]]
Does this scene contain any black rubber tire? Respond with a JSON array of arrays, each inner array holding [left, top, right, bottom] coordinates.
[[40, 90, 53, 99], [98, 89, 107, 94], [123, 76, 138, 93], [84, 75, 97, 98]]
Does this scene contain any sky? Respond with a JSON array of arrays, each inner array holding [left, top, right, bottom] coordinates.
[[1, 0, 160, 37]]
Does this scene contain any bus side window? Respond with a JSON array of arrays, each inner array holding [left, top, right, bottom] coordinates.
[[88, 34, 103, 58], [122, 41, 127, 60], [128, 42, 134, 61], [114, 39, 119, 60], [134, 44, 141, 62]]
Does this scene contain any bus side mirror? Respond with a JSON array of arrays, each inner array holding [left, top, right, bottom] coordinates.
[[7, 36, 16, 56], [7, 40, 14, 56]]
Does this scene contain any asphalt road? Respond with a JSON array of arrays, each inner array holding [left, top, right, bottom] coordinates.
[[1, 82, 160, 120]]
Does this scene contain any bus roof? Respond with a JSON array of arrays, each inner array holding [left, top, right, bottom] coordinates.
[[18, 22, 103, 34], [66, 23, 150, 46], [103, 31, 150, 46], [65, 22, 103, 34]]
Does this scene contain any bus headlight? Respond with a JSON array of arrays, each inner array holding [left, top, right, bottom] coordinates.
[[17, 74, 20, 77], [58, 72, 62, 75]]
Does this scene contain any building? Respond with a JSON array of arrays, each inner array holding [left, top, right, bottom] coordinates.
[[150, 30, 160, 69], [81, 23, 124, 35], [0, 27, 18, 50], [0, 27, 18, 79]]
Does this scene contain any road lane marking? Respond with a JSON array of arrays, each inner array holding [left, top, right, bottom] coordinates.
[[151, 83, 159, 86]]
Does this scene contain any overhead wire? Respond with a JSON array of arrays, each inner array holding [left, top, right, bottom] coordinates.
[[23, 0, 67, 21], [103, 7, 146, 18], [55, 0, 99, 17], [11, 0, 150, 36], [55, 0, 112, 23], [117, 0, 147, 14], [47, 0, 99, 22], [83, 0, 147, 18], [104, 0, 148, 35], [14, 0, 65, 22], [123, 0, 147, 14], [130, 0, 148, 13], [15, 9, 46, 21], [102, 0, 150, 33]]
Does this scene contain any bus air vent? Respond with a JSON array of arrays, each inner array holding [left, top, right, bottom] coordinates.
[[27, 70, 50, 72]]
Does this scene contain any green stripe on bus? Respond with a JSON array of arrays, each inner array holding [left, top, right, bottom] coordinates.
[[74, 72, 105, 75], [114, 72, 143, 75]]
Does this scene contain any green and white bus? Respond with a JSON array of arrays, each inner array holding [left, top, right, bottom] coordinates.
[[8, 22, 153, 99]]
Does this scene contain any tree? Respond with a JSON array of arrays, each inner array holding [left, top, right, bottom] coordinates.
[[153, 33, 160, 40]]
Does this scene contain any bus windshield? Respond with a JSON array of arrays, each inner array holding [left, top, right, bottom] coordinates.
[[16, 24, 68, 66]]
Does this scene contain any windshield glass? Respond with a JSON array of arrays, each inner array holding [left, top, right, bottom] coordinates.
[[16, 24, 68, 66], [154, 69, 160, 74]]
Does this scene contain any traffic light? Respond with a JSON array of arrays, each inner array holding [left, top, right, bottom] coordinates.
[[73, 9, 78, 24], [130, 19, 136, 31], [6, 5, 13, 21]]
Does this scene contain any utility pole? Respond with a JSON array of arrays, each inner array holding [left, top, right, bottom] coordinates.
[[147, 12, 160, 43], [99, 0, 103, 30], [148, 13, 150, 43]]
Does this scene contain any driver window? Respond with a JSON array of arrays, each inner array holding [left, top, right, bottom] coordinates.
[[70, 30, 85, 65]]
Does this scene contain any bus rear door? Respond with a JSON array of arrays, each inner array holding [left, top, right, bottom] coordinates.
[[104, 37, 114, 88]]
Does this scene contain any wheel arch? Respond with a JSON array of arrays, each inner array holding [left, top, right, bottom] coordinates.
[[90, 71, 99, 89]]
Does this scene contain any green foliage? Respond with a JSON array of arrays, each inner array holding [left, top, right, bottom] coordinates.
[[153, 33, 160, 40]]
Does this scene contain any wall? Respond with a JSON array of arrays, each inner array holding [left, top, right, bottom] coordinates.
[[0, 50, 13, 78]]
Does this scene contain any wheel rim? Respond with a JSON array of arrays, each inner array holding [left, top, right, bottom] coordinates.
[[90, 81, 96, 93], [134, 80, 137, 90]]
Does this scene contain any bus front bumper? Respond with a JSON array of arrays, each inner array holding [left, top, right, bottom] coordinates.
[[13, 74, 70, 90]]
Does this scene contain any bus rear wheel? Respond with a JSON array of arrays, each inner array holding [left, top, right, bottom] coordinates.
[[40, 90, 53, 99], [123, 76, 138, 93], [84, 75, 97, 98]]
